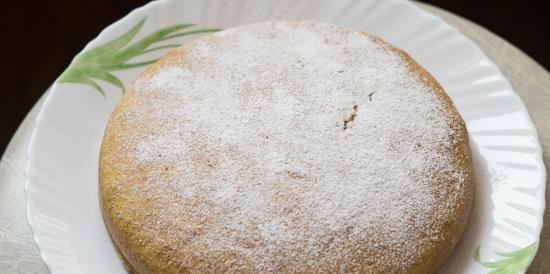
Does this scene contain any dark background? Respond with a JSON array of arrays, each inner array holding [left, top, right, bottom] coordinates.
[[1, 0, 549, 155]]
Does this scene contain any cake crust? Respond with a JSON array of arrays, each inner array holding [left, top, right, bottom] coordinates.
[[99, 21, 473, 274]]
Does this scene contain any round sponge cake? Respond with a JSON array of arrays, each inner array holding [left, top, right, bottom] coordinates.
[[99, 21, 473, 274]]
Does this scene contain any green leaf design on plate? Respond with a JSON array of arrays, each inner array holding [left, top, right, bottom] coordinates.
[[57, 17, 220, 95], [474, 242, 538, 274]]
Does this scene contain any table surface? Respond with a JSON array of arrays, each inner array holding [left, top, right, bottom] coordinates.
[[1, 2, 549, 273]]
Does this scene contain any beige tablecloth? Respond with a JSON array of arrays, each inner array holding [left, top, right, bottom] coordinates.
[[0, 2, 548, 273]]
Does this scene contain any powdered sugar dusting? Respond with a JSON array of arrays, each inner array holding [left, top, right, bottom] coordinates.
[[103, 21, 470, 273]]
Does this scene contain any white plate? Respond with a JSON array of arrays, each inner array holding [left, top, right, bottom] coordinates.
[[25, 0, 546, 273]]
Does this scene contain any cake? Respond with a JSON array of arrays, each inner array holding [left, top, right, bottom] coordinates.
[[99, 21, 473, 274]]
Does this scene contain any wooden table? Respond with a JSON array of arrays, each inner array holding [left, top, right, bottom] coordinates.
[[0, 2, 548, 273]]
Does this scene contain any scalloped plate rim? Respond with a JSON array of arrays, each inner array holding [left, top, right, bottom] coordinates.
[[24, 0, 546, 273]]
